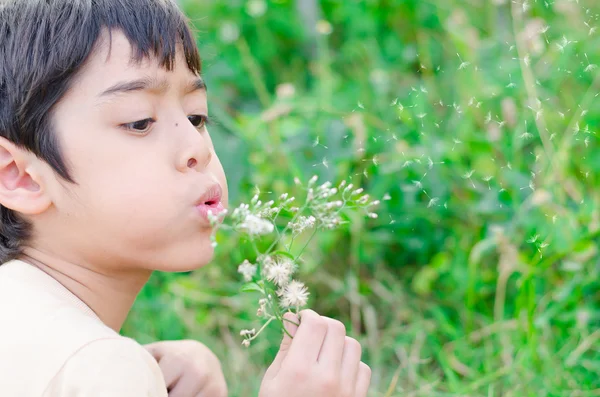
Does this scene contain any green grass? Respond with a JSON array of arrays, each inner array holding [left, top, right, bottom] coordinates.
[[123, 0, 600, 395]]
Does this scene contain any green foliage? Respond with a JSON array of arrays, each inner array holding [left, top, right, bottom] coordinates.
[[123, 0, 600, 395]]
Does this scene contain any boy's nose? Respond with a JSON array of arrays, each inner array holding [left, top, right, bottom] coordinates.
[[177, 125, 213, 173]]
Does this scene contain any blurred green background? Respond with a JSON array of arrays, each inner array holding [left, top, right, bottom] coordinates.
[[123, 0, 600, 395]]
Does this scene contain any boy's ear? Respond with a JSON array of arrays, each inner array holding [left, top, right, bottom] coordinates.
[[0, 136, 52, 215]]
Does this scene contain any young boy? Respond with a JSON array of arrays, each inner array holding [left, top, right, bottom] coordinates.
[[0, 0, 371, 396]]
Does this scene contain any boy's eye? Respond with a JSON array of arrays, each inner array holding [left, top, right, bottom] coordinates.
[[188, 115, 208, 129], [124, 118, 154, 133]]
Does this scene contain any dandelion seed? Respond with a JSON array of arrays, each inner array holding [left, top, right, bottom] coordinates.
[[539, 242, 549, 249], [452, 138, 462, 151], [506, 74, 516, 89], [550, 133, 556, 140], [527, 234, 539, 244], [457, 53, 470, 70], [279, 280, 310, 309], [357, 101, 365, 109], [462, 170, 476, 188], [312, 136, 329, 149], [391, 97, 398, 106], [427, 197, 440, 208], [519, 132, 534, 140], [483, 176, 493, 190], [584, 53, 597, 72], [585, 136, 590, 147]]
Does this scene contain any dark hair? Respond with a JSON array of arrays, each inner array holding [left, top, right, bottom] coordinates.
[[0, 0, 201, 264]]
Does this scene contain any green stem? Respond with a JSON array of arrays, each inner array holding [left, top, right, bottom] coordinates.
[[294, 228, 318, 260], [247, 316, 276, 341]]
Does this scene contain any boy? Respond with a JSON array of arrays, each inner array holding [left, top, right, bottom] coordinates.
[[0, 0, 372, 396]]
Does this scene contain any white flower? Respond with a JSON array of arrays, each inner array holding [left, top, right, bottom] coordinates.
[[237, 260, 257, 282], [239, 214, 274, 236], [279, 280, 310, 309], [241, 339, 251, 347], [263, 257, 296, 287], [288, 215, 316, 233]]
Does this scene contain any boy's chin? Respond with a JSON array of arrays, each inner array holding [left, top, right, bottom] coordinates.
[[155, 244, 216, 273]]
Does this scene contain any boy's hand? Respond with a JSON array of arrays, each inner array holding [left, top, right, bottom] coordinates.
[[259, 310, 372, 397], [143, 340, 228, 397]]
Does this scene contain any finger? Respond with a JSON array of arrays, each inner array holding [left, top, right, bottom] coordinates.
[[168, 373, 202, 397], [194, 376, 228, 397], [155, 355, 185, 391], [317, 318, 346, 372], [354, 362, 372, 397], [266, 312, 300, 377], [340, 337, 362, 386], [143, 342, 167, 361], [287, 309, 328, 364]]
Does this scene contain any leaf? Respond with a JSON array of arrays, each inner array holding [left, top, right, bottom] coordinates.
[[240, 282, 263, 294], [272, 250, 296, 261]]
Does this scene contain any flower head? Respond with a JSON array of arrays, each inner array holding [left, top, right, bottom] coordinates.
[[237, 260, 257, 282], [239, 214, 274, 236], [263, 257, 296, 287], [279, 280, 310, 309]]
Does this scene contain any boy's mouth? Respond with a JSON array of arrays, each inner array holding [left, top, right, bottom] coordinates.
[[195, 184, 226, 223]]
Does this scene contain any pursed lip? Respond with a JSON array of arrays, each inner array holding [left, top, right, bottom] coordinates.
[[195, 183, 223, 207]]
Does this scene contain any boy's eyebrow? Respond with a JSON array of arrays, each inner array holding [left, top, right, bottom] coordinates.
[[97, 76, 207, 99]]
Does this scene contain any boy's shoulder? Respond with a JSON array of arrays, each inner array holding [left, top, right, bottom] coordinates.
[[43, 336, 168, 397], [0, 259, 165, 396]]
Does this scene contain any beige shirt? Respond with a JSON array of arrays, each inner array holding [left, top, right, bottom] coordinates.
[[0, 259, 168, 396]]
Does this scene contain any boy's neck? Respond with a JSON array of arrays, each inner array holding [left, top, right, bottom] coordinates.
[[18, 247, 152, 333]]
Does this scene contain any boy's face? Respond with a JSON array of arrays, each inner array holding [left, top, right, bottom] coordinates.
[[29, 30, 228, 272]]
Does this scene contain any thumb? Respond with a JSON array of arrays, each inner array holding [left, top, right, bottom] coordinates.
[[266, 312, 300, 376]]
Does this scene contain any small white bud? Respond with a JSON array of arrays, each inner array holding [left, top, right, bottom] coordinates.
[[352, 188, 364, 195], [242, 340, 251, 347], [309, 175, 318, 185], [280, 193, 288, 201], [339, 180, 347, 188], [368, 213, 379, 219]]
